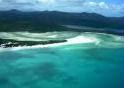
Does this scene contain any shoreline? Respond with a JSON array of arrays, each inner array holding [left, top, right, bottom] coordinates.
[[63, 25, 124, 36], [0, 31, 124, 52], [0, 38, 67, 48], [0, 33, 99, 52]]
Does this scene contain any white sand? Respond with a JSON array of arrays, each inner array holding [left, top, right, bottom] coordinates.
[[0, 31, 79, 41], [0, 32, 124, 52], [0, 33, 99, 52]]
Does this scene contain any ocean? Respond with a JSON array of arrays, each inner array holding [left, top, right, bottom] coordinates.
[[0, 32, 124, 88]]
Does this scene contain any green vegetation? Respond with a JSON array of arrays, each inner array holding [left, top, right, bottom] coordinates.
[[0, 38, 67, 48], [0, 10, 124, 32]]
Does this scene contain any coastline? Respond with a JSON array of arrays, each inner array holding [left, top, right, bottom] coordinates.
[[0, 38, 67, 48], [0, 31, 124, 52], [63, 25, 124, 36]]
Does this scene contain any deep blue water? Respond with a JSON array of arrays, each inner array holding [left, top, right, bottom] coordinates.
[[0, 33, 124, 88]]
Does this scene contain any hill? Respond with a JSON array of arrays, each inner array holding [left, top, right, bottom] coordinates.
[[0, 10, 124, 32]]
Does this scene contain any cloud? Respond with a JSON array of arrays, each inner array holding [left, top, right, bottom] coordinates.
[[0, 0, 124, 17], [37, 0, 55, 4], [81, 1, 124, 16]]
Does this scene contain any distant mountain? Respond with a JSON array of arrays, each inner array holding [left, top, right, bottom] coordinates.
[[0, 10, 124, 32]]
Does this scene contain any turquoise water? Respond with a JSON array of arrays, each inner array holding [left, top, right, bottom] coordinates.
[[0, 33, 124, 88]]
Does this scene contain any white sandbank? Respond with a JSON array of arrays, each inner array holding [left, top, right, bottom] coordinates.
[[0, 32, 124, 52], [0, 35, 99, 52]]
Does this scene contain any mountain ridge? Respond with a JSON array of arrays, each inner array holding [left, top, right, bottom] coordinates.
[[0, 10, 124, 32]]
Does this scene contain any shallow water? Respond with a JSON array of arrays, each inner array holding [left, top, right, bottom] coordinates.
[[0, 32, 124, 88]]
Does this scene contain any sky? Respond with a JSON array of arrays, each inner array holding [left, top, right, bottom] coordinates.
[[0, 0, 124, 17]]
